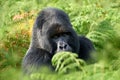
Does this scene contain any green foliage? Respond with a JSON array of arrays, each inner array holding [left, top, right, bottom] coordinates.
[[86, 20, 115, 50], [0, 23, 30, 70], [52, 52, 86, 74], [0, 0, 120, 80]]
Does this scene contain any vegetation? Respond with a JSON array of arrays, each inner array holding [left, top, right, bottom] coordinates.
[[0, 0, 120, 80], [52, 52, 86, 74]]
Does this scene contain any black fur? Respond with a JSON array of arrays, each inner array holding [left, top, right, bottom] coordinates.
[[22, 7, 94, 74]]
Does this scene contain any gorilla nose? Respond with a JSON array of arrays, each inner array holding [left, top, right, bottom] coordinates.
[[57, 41, 72, 52], [59, 44, 67, 50]]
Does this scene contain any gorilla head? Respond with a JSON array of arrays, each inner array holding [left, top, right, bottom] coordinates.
[[31, 8, 79, 55], [22, 7, 94, 74]]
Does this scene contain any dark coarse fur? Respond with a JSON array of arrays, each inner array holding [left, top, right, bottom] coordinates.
[[22, 7, 94, 74]]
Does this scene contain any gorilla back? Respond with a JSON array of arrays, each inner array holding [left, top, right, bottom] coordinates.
[[22, 7, 94, 74]]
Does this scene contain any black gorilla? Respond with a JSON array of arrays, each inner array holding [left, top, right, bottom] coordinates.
[[22, 7, 94, 74]]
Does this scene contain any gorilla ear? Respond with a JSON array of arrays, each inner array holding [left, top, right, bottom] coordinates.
[[35, 11, 45, 29]]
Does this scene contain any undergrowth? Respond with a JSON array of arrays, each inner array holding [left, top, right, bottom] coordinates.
[[0, 0, 120, 80]]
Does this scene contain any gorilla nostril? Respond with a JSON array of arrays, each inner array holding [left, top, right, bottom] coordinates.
[[64, 45, 67, 48], [59, 46, 63, 49]]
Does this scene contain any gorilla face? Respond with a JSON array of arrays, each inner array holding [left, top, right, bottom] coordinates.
[[34, 8, 80, 55], [40, 21, 79, 55], [52, 31, 72, 53], [49, 26, 73, 53]]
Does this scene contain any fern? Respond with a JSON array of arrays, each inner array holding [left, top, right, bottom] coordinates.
[[52, 52, 86, 74], [86, 20, 115, 50]]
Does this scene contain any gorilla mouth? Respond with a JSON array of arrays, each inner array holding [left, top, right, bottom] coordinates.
[[51, 46, 72, 55], [56, 47, 72, 53]]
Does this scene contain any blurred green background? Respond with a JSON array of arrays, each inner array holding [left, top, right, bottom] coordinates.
[[0, 0, 120, 80]]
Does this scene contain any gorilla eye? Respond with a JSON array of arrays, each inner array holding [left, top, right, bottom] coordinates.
[[51, 32, 70, 39], [62, 32, 71, 36], [52, 35, 59, 39], [54, 36, 58, 38], [62, 33, 67, 37]]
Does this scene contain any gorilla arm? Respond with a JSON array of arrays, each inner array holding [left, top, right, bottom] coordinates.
[[78, 36, 95, 61], [22, 48, 52, 74]]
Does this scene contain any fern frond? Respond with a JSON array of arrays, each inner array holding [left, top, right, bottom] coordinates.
[[86, 20, 115, 49], [58, 62, 82, 74], [52, 52, 77, 66], [58, 56, 78, 71], [52, 52, 86, 74]]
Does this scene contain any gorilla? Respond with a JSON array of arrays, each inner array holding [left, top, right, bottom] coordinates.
[[22, 7, 94, 74]]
